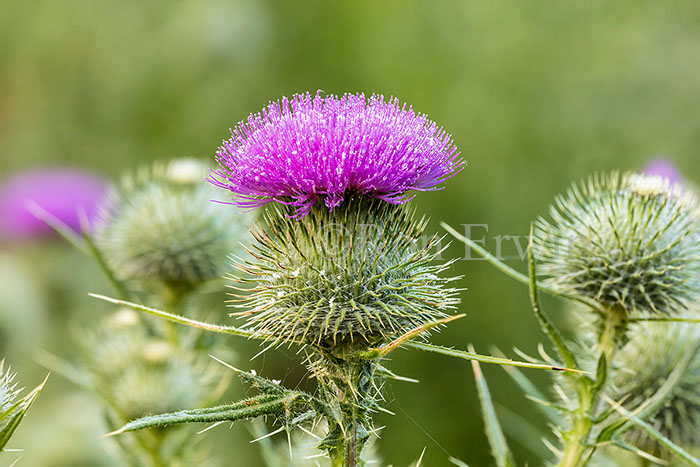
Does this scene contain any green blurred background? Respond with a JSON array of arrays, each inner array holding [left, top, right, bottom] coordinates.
[[1, 1, 699, 465]]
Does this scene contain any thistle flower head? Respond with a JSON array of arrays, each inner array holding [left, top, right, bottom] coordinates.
[[209, 91, 463, 217], [235, 198, 460, 354], [612, 320, 700, 456], [97, 159, 254, 290], [533, 172, 700, 315]]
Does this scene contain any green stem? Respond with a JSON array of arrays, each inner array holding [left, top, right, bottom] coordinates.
[[322, 358, 372, 467], [557, 309, 626, 467]]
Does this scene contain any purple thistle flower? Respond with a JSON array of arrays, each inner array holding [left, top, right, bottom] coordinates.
[[209, 91, 463, 217], [0, 168, 108, 241]]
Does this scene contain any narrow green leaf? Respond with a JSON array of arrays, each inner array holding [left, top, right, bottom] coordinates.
[[494, 404, 552, 459], [89, 293, 265, 340], [526, 227, 578, 370], [440, 221, 605, 313], [611, 437, 668, 465], [81, 230, 133, 301], [25, 201, 87, 254], [470, 351, 516, 467], [629, 317, 700, 323], [106, 392, 310, 436], [406, 342, 584, 373], [603, 395, 700, 466], [448, 457, 470, 467], [209, 355, 286, 395], [494, 350, 559, 421]]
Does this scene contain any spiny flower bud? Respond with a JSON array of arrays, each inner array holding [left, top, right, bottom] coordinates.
[[97, 159, 254, 290], [533, 172, 700, 315], [611, 320, 700, 457], [81, 312, 223, 421], [234, 197, 460, 354]]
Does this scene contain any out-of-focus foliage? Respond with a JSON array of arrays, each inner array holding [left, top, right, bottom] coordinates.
[[1, 1, 700, 465]]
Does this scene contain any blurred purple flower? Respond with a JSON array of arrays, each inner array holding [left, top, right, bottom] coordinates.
[[209, 91, 463, 217], [643, 158, 683, 186], [0, 168, 108, 240]]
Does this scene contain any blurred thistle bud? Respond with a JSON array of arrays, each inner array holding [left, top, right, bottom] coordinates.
[[81, 311, 224, 421], [533, 172, 700, 316], [96, 158, 254, 293], [610, 319, 700, 458], [235, 198, 460, 355]]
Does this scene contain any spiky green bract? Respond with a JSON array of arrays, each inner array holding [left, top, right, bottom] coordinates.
[[533, 172, 700, 316], [235, 197, 460, 354], [97, 159, 254, 292], [1, 361, 45, 452], [611, 320, 700, 458]]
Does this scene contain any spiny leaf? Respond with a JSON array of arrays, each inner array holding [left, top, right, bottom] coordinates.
[[527, 226, 578, 370], [88, 293, 266, 340], [406, 342, 585, 372], [209, 355, 286, 395], [105, 392, 311, 436], [0, 374, 48, 450], [440, 221, 605, 313], [630, 316, 700, 323], [470, 351, 516, 467]]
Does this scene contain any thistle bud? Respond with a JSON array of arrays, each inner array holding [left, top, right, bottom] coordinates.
[[81, 311, 223, 421], [611, 319, 700, 458], [533, 172, 700, 315], [235, 198, 459, 354], [96, 159, 253, 292]]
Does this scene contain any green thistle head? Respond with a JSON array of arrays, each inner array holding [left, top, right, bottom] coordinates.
[[611, 319, 700, 457], [533, 172, 700, 315], [81, 308, 224, 421], [234, 198, 460, 355], [96, 159, 254, 292]]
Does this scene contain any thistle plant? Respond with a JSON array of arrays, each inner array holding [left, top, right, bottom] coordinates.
[[0, 361, 47, 458], [445, 170, 700, 466], [34, 159, 253, 466], [97, 91, 572, 467]]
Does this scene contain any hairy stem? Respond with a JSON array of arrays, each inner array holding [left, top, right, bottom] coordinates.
[[557, 309, 627, 467]]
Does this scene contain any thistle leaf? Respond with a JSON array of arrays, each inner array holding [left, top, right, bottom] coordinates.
[[527, 227, 578, 370], [89, 293, 263, 340], [105, 392, 312, 436], [440, 221, 605, 313], [0, 374, 48, 450], [25, 201, 87, 253], [406, 342, 584, 372], [630, 316, 700, 323], [470, 352, 516, 467]]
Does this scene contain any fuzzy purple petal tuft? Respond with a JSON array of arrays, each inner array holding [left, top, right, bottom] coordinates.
[[208, 91, 464, 217]]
